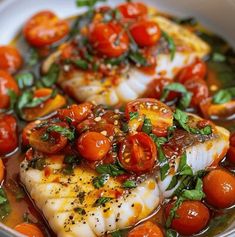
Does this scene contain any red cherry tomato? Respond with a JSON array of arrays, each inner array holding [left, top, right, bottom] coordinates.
[[88, 22, 129, 58], [23, 11, 69, 47], [165, 200, 210, 236], [145, 78, 179, 101], [0, 70, 19, 109], [230, 132, 235, 147], [77, 132, 111, 161], [183, 77, 209, 107], [203, 169, 235, 208], [29, 122, 68, 154], [0, 46, 22, 73], [58, 103, 93, 126], [118, 132, 157, 174], [117, 2, 148, 19], [0, 114, 18, 155], [128, 221, 164, 237], [126, 99, 173, 137], [177, 59, 207, 84], [227, 146, 235, 164], [22, 121, 40, 146], [14, 223, 44, 237], [130, 20, 161, 47]]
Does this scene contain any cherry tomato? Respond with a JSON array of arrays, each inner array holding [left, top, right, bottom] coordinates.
[[128, 221, 163, 237], [230, 132, 235, 147], [203, 169, 235, 208], [23, 11, 69, 47], [118, 132, 157, 174], [0, 70, 19, 109], [126, 99, 173, 137], [77, 132, 111, 161], [0, 159, 5, 183], [29, 122, 68, 154], [0, 114, 18, 155], [184, 77, 209, 107], [22, 121, 40, 146], [117, 2, 148, 19], [227, 146, 235, 164], [0, 46, 22, 73], [145, 78, 179, 101], [14, 223, 44, 237], [88, 22, 129, 58], [165, 200, 210, 236], [130, 20, 161, 47], [177, 59, 207, 84], [58, 103, 93, 125]]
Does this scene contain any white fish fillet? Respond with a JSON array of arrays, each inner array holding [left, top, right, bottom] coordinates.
[[42, 16, 210, 106]]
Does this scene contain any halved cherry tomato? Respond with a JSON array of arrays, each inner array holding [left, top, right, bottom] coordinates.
[[88, 22, 129, 58], [76, 119, 96, 134], [145, 78, 179, 101], [183, 77, 209, 107], [91, 123, 118, 137], [165, 200, 210, 236], [23, 88, 66, 121], [58, 103, 93, 126], [0, 46, 22, 73], [177, 59, 207, 84], [77, 131, 111, 161], [203, 169, 235, 208], [22, 121, 41, 146], [130, 20, 161, 47], [0, 159, 4, 183], [118, 132, 157, 174], [117, 2, 148, 19], [126, 99, 173, 137], [0, 114, 18, 155], [128, 221, 163, 237], [0, 70, 19, 109], [29, 122, 68, 154], [23, 11, 69, 47], [14, 223, 44, 237]]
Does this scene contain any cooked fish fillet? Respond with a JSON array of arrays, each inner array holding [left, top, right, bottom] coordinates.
[[42, 15, 210, 106], [20, 117, 229, 237]]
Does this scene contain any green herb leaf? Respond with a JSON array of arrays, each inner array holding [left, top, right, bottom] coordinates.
[[178, 153, 193, 176], [15, 72, 34, 89], [166, 175, 178, 191], [162, 31, 176, 61], [7, 89, 18, 110], [111, 230, 123, 237], [41, 63, 60, 87], [212, 87, 235, 104], [28, 158, 46, 170], [106, 53, 127, 66], [93, 196, 112, 207], [129, 51, 148, 66], [122, 180, 137, 189], [76, 0, 106, 7], [166, 229, 178, 237], [150, 134, 167, 146], [158, 146, 170, 181], [181, 179, 205, 200], [28, 48, 39, 66], [78, 191, 85, 204], [73, 59, 89, 70], [129, 112, 139, 120], [142, 118, 152, 134], [92, 174, 109, 189], [96, 164, 125, 177], [74, 207, 86, 215], [47, 125, 75, 141], [212, 52, 226, 62]]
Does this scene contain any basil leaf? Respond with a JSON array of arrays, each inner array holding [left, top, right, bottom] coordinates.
[[28, 48, 39, 66], [199, 125, 212, 135], [172, 176, 192, 197], [142, 118, 152, 134], [178, 153, 193, 176], [111, 230, 123, 237], [158, 146, 170, 181], [76, 0, 106, 7], [162, 31, 176, 60], [129, 112, 139, 120], [41, 63, 60, 87], [150, 134, 167, 146], [166, 175, 178, 191], [92, 174, 109, 189], [182, 178, 205, 200], [212, 52, 226, 62], [7, 89, 18, 110], [93, 197, 112, 207], [15, 72, 34, 89], [47, 125, 75, 141], [0, 188, 11, 220], [122, 180, 137, 189], [96, 164, 125, 177], [106, 53, 128, 66], [73, 59, 89, 70], [213, 87, 235, 104], [129, 51, 148, 66], [166, 229, 178, 237]]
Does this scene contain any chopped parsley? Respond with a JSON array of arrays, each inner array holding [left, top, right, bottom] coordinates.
[[93, 197, 112, 207], [96, 163, 125, 177], [162, 31, 176, 61], [122, 180, 137, 189], [92, 174, 109, 189]]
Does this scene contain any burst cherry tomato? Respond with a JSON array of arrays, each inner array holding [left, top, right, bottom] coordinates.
[[183, 77, 209, 107], [14, 223, 44, 237], [0, 114, 18, 155], [0, 70, 19, 109], [165, 200, 210, 236], [29, 122, 68, 154], [117, 2, 148, 19], [177, 59, 207, 84], [128, 221, 163, 237], [130, 20, 161, 47], [145, 78, 179, 101], [126, 99, 173, 137], [203, 169, 235, 208], [0, 46, 22, 73], [58, 103, 93, 125], [118, 132, 157, 174], [88, 22, 129, 58], [77, 132, 111, 161], [23, 11, 69, 47]]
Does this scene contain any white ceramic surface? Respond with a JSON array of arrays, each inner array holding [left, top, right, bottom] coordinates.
[[0, 0, 234, 236]]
